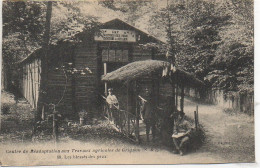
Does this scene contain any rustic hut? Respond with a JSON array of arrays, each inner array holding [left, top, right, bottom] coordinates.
[[16, 18, 165, 119], [101, 60, 205, 142]]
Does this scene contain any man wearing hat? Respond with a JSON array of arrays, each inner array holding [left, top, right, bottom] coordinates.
[[140, 87, 156, 142], [172, 112, 195, 156], [106, 88, 119, 109], [106, 88, 119, 126]]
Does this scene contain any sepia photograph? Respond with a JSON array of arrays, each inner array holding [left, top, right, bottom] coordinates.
[[0, 0, 255, 166]]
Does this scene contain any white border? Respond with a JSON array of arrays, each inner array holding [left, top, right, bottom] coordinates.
[[2, 0, 259, 167]]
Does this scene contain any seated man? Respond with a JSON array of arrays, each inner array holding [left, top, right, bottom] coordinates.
[[172, 112, 195, 156]]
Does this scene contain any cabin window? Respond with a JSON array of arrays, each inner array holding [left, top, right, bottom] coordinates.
[[102, 49, 128, 62]]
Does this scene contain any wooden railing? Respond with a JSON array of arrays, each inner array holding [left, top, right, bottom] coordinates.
[[104, 103, 140, 142]]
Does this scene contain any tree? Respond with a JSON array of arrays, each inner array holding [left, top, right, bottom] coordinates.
[[148, 0, 253, 95], [36, 1, 52, 121], [2, 1, 45, 90], [98, 0, 153, 25], [207, 0, 253, 94]]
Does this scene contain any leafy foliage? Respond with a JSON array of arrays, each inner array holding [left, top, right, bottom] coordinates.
[[98, 0, 153, 25], [2, 1, 100, 65], [210, 0, 254, 94], [148, 0, 253, 94], [2, 1, 45, 63]]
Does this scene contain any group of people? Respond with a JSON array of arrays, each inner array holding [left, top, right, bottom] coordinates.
[[105, 87, 196, 156]]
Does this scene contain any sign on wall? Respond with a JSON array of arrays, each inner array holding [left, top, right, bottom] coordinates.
[[94, 29, 136, 42]]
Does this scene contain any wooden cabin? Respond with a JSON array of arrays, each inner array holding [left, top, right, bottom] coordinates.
[[17, 18, 165, 119]]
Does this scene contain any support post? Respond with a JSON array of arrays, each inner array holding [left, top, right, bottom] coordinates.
[[104, 63, 107, 96], [194, 111, 197, 131], [126, 82, 130, 136], [53, 109, 58, 144], [180, 85, 184, 113], [176, 83, 178, 111], [196, 105, 199, 125], [172, 82, 176, 112], [135, 81, 140, 143], [29, 66, 36, 108]]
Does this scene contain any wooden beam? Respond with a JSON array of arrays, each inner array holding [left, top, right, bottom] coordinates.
[[180, 85, 184, 113], [172, 78, 176, 112], [196, 105, 199, 125], [36, 59, 41, 107], [135, 81, 140, 143], [126, 82, 131, 136], [176, 83, 178, 111], [104, 63, 107, 96], [194, 111, 197, 131], [126, 82, 130, 137], [29, 64, 36, 108]]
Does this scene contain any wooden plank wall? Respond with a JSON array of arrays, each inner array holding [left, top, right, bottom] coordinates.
[[132, 45, 152, 61], [44, 44, 75, 118], [47, 67, 73, 116], [74, 43, 98, 114], [20, 59, 41, 109]]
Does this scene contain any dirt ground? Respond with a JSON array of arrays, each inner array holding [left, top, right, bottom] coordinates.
[[184, 98, 255, 163], [0, 91, 255, 165]]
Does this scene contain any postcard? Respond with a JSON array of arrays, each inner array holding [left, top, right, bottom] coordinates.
[[0, 0, 254, 166]]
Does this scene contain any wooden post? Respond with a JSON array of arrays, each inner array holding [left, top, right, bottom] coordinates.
[[194, 111, 198, 131], [53, 110, 58, 144], [176, 83, 178, 111], [172, 82, 176, 112], [126, 82, 130, 136], [37, 59, 41, 104], [29, 64, 32, 106], [29, 66, 36, 108], [33, 61, 36, 107], [104, 63, 107, 96], [26, 64, 28, 102], [135, 81, 140, 143], [196, 105, 199, 125], [180, 85, 184, 113], [156, 79, 160, 106]]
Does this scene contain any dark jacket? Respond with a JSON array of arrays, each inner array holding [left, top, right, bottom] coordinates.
[[141, 100, 155, 122]]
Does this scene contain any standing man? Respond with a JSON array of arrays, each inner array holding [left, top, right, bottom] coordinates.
[[106, 88, 119, 125], [140, 88, 156, 142], [106, 88, 119, 109]]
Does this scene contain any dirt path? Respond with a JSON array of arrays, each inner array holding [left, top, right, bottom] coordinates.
[[0, 91, 254, 165], [184, 98, 255, 163]]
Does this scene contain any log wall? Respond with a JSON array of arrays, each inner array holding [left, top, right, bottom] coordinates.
[[47, 67, 73, 117], [132, 45, 152, 61], [73, 43, 99, 114]]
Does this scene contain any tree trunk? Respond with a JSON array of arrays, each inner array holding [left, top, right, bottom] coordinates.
[[36, 1, 52, 121]]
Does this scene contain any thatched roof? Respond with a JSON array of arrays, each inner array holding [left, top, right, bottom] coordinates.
[[101, 60, 205, 87], [173, 67, 205, 87], [102, 60, 168, 82]]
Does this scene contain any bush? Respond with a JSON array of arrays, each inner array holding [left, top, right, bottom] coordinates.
[[1, 103, 11, 114]]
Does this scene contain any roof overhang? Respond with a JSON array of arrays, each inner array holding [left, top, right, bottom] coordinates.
[[101, 60, 205, 88]]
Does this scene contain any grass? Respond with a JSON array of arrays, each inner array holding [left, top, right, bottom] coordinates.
[[1, 91, 35, 143]]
